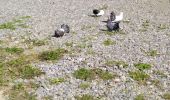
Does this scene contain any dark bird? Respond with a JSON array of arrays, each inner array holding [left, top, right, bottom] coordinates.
[[53, 28, 65, 37], [110, 11, 116, 21], [61, 24, 70, 33], [53, 24, 70, 38], [106, 18, 120, 31], [93, 9, 104, 17]]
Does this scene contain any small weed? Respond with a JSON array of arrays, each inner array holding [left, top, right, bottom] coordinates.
[[139, 20, 150, 32], [134, 94, 145, 100], [65, 42, 73, 47], [73, 68, 95, 81], [142, 20, 150, 28], [129, 71, 149, 83], [7, 83, 37, 100], [39, 48, 67, 61], [157, 24, 167, 30], [153, 70, 167, 78], [81, 25, 92, 31], [32, 40, 46, 46], [73, 68, 115, 81], [93, 68, 115, 80], [134, 63, 151, 71], [79, 83, 90, 89], [0, 16, 31, 30], [162, 93, 170, 100], [20, 65, 45, 79], [146, 50, 158, 56], [75, 94, 95, 100], [42, 95, 53, 100], [49, 78, 65, 85], [103, 39, 115, 46], [105, 60, 128, 68], [5, 47, 24, 54]]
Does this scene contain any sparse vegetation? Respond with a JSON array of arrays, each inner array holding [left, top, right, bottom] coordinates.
[[32, 39, 46, 46], [5, 47, 24, 54], [49, 78, 65, 85], [0, 16, 31, 30], [105, 60, 128, 68], [139, 20, 150, 32], [65, 42, 73, 47], [0, 57, 44, 85], [73, 68, 95, 81], [39, 48, 67, 61], [134, 63, 151, 71], [153, 70, 167, 78], [93, 68, 115, 80], [129, 71, 149, 83], [134, 94, 145, 100], [79, 83, 90, 89], [75, 94, 95, 100], [7, 83, 37, 100], [103, 39, 115, 46], [146, 50, 158, 56], [162, 93, 170, 100], [73, 68, 115, 81], [157, 24, 167, 30]]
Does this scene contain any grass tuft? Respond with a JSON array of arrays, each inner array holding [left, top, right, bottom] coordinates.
[[134, 63, 151, 71], [162, 93, 170, 100], [49, 78, 65, 85], [39, 48, 67, 61], [75, 94, 95, 100], [129, 71, 149, 83], [79, 83, 90, 89], [134, 94, 145, 100], [73, 68, 94, 81], [103, 39, 115, 46], [5, 47, 24, 54]]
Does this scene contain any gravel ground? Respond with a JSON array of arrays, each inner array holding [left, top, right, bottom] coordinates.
[[0, 0, 170, 100]]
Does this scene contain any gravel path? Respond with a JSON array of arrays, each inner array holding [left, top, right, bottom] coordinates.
[[0, 0, 170, 100]]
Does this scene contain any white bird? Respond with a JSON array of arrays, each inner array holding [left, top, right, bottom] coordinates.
[[112, 12, 123, 22], [93, 9, 104, 17]]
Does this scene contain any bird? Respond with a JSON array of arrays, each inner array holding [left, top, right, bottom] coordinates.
[[61, 24, 70, 33], [110, 11, 116, 21], [53, 24, 70, 38], [106, 18, 120, 31], [53, 28, 65, 37], [93, 9, 104, 17], [112, 12, 123, 22]]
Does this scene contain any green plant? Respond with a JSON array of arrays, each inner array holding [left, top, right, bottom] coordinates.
[[103, 39, 115, 46], [129, 71, 149, 83], [5, 47, 24, 54], [0, 16, 31, 30], [134, 63, 151, 71], [49, 78, 65, 85], [20, 65, 45, 79], [32, 40, 46, 46], [79, 83, 90, 89], [73, 68, 94, 81], [146, 50, 158, 56], [93, 68, 115, 80], [75, 94, 95, 100], [8, 83, 37, 100], [39, 48, 67, 61], [157, 24, 167, 30], [162, 93, 170, 100], [65, 42, 73, 47], [134, 94, 145, 100], [105, 60, 128, 68]]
